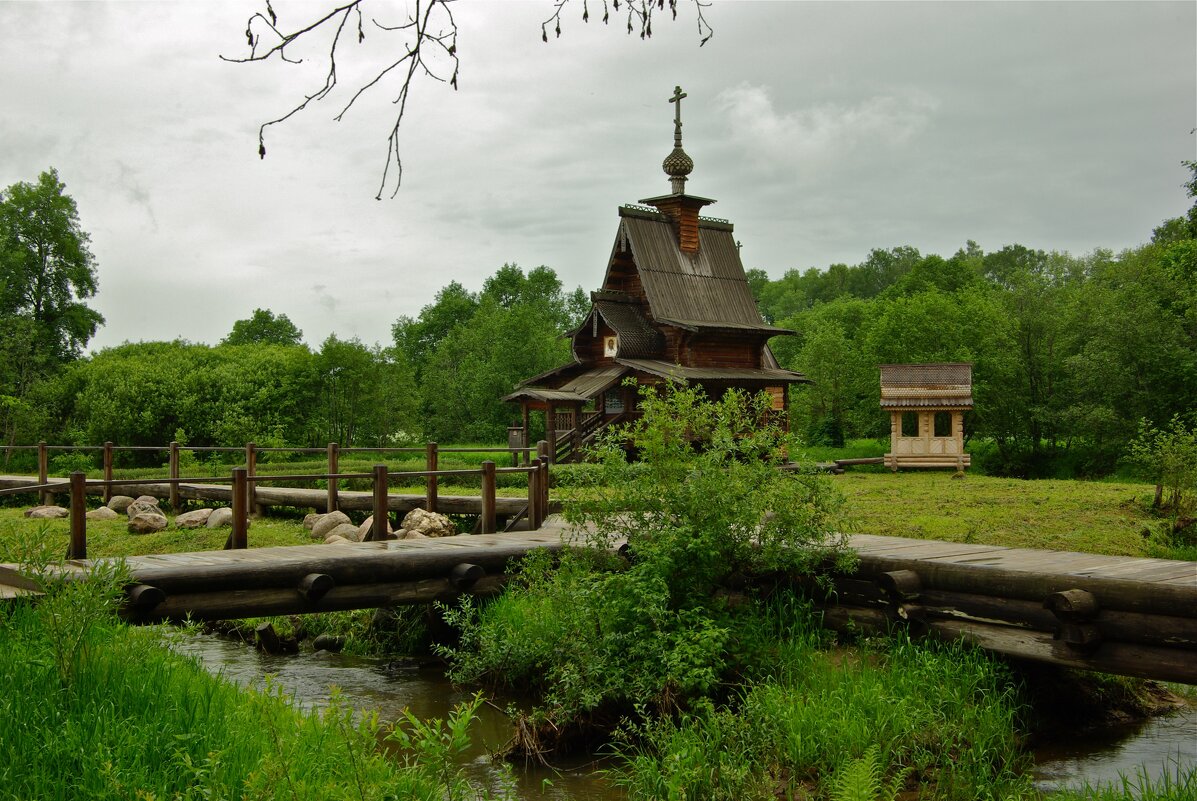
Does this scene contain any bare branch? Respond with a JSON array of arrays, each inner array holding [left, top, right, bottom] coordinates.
[[226, 0, 710, 197]]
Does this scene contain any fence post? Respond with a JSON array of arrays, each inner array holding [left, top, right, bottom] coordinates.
[[37, 441, 49, 506], [546, 403, 557, 465], [425, 441, 438, 513], [67, 471, 87, 560], [527, 464, 541, 530], [168, 441, 180, 512], [326, 442, 339, 513], [102, 442, 114, 504], [538, 455, 550, 525], [370, 464, 389, 541], [230, 467, 248, 550], [480, 460, 496, 535], [245, 441, 259, 516]]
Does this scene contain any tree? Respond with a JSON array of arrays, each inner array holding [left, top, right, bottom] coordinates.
[[420, 297, 570, 442], [223, 308, 304, 346], [0, 168, 103, 447], [0, 168, 103, 363], [316, 334, 418, 446], [226, 1, 714, 197]]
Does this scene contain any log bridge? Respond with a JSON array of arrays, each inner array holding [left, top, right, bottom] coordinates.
[[0, 524, 1193, 685]]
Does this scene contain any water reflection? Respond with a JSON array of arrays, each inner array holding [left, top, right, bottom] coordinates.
[[1033, 704, 1197, 794], [169, 632, 619, 801], [169, 631, 1196, 799]]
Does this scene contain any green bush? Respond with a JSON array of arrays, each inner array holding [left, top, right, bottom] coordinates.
[[441, 384, 854, 748]]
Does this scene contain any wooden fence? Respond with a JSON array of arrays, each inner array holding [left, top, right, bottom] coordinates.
[[3, 440, 543, 512], [0, 448, 553, 561]]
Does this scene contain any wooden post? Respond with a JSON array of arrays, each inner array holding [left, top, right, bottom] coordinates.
[[168, 441, 180, 512], [572, 402, 583, 460], [546, 403, 557, 464], [230, 467, 248, 550], [326, 442, 339, 513], [102, 441, 114, 503], [371, 464, 388, 541], [521, 403, 531, 464], [425, 441, 438, 513], [68, 471, 86, 560], [527, 463, 541, 530], [480, 460, 496, 535], [538, 455, 550, 524], [245, 441, 259, 516], [37, 441, 49, 505]]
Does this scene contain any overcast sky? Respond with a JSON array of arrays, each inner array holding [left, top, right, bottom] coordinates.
[[2, 1, 1194, 352]]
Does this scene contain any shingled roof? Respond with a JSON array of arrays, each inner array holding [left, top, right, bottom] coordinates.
[[609, 206, 791, 336], [879, 363, 973, 408], [590, 293, 664, 358]]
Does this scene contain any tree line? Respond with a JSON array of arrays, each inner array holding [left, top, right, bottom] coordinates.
[[758, 161, 1197, 476], [3, 164, 1194, 477]]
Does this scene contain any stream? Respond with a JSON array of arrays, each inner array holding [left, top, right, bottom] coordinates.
[[171, 632, 1196, 799]]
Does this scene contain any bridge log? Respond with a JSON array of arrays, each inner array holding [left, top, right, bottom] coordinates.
[[125, 539, 562, 596], [851, 558, 1197, 618], [818, 605, 1197, 684], [297, 573, 334, 601], [133, 574, 509, 622]]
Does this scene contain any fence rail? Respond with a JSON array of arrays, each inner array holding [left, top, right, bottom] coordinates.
[[4, 442, 552, 561], [3, 440, 538, 510]]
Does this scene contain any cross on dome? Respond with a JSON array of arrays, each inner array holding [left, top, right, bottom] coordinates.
[[662, 85, 694, 194]]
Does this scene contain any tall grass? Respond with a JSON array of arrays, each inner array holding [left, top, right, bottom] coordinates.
[[0, 568, 490, 800], [612, 598, 1036, 801], [1051, 756, 1197, 801]]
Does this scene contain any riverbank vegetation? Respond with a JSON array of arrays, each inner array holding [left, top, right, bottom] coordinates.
[[0, 560, 493, 801]]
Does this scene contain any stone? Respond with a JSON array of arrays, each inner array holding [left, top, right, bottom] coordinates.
[[128, 513, 168, 534], [126, 500, 162, 518], [206, 507, 233, 528], [175, 508, 214, 529], [26, 505, 69, 519], [134, 495, 160, 506], [323, 535, 351, 545], [303, 513, 321, 530], [327, 523, 363, 542], [356, 515, 393, 541], [400, 530, 427, 540], [107, 495, 135, 512], [311, 511, 352, 540], [401, 508, 456, 538], [312, 634, 346, 653], [86, 506, 119, 521]]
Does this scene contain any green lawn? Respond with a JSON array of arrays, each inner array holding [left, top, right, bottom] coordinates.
[[833, 470, 1165, 557], [0, 507, 314, 560]]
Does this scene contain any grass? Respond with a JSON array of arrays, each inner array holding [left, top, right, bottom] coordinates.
[[612, 596, 1036, 801], [0, 507, 314, 559], [0, 572, 490, 801], [832, 471, 1168, 557], [1051, 757, 1196, 801]]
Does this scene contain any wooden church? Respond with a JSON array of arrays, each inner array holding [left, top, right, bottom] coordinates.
[[505, 87, 809, 462]]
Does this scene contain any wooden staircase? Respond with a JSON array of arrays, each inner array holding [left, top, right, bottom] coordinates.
[[553, 412, 625, 463]]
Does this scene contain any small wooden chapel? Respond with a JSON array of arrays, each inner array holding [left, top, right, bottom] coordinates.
[[504, 87, 810, 463], [880, 363, 973, 472]]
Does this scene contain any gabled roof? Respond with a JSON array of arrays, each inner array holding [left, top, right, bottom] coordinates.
[[879, 363, 973, 409], [606, 206, 790, 336], [591, 296, 664, 358]]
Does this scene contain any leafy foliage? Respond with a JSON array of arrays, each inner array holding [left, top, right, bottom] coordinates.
[[441, 384, 852, 742], [222, 307, 303, 346], [1127, 415, 1197, 542], [0, 168, 103, 448]]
